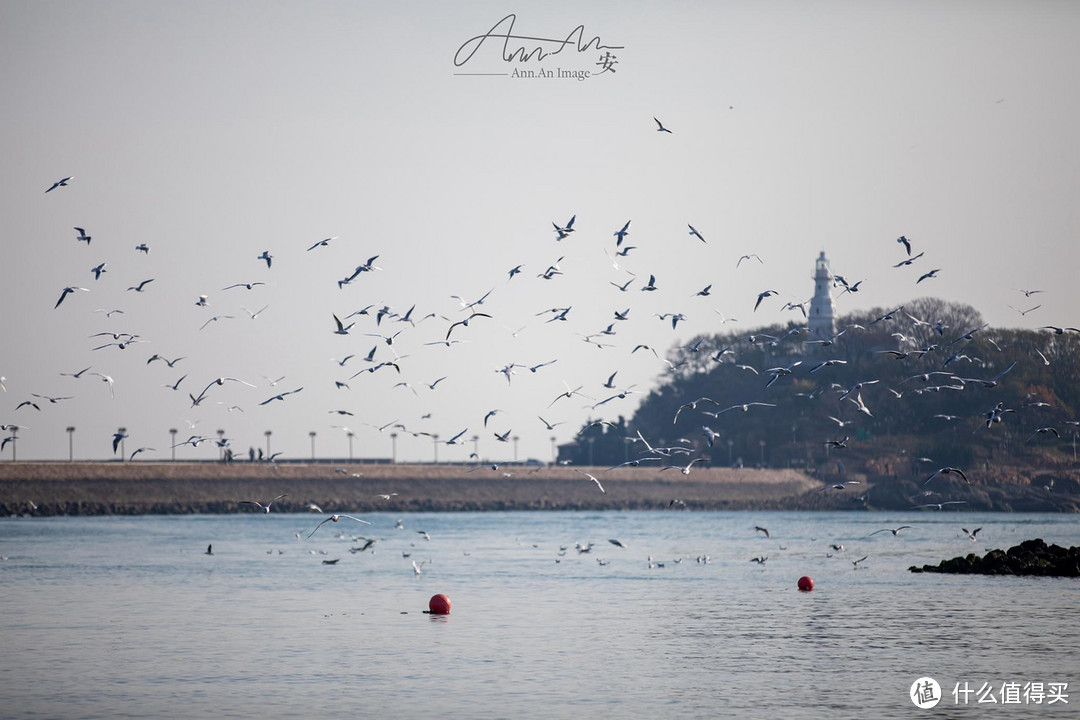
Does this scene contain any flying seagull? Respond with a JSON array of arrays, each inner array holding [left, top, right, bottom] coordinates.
[[552, 215, 576, 240], [54, 286, 90, 309], [45, 176, 73, 193], [754, 290, 778, 311], [653, 117, 672, 133], [307, 236, 337, 251], [241, 494, 288, 513], [867, 526, 912, 537], [332, 314, 355, 335], [305, 514, 372, 539], [259, 387, 303, 405], [923, 466, 969, 485], [574, 469, 606, 494]]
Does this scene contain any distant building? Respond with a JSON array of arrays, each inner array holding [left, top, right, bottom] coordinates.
[[808, 251, 836, 340]]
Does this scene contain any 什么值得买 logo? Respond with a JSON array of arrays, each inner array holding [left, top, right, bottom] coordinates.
[[454, 14, 623, 78]]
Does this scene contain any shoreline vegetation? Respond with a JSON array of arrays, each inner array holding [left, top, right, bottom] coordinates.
[[1, 460, 1077, 516]]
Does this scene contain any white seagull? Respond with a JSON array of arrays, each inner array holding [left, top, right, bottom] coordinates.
[[575, 469, 606, 494], [306, 513, 371, 539], [241, 494, 287, 513]]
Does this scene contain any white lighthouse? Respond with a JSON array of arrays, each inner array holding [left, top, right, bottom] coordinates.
[[808, 251, 836, 340]]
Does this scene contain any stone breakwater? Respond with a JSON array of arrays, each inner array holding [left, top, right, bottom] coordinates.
[[0, 462, 822, 516], [909, 538, 1080, 577]]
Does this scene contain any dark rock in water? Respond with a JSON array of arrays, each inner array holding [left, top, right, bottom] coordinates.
[[910, 539, 1080, 577]]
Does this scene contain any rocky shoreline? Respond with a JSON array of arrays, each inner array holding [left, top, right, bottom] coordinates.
[[910, 539, 1080, 577]]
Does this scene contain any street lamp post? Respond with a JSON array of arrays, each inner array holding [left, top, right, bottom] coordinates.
[[727, 439, 734, 467], [550, 436, 557, 464], [759, 439, 766, 467], [264, 430, 272, 459], [432, 434, 440, 463], [217, 429, 226, 461], [67, 426, 75, 462], [347, 431, 355, 462], [309, 431, 317, 461], [471, 434, 480, 461], [512, 435, 520, 462], [169, 428, 177, 461], [118, 427, 127, 461], [8, 426, 17, 462], [587, 437, 595, 466], [390, 432, 398, 464]]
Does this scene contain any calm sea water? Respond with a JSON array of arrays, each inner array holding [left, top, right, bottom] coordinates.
[[1, 511, 1077, 719]]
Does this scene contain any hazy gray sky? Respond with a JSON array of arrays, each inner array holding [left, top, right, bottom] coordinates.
[[2, 1, 1077, 463]]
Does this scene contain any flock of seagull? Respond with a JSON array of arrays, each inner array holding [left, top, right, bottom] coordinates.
[[5, 115, 1077, 573]]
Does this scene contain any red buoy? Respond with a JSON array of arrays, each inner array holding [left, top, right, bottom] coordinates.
[[429, 593, 451, 615], [797, 576, 814, 592]]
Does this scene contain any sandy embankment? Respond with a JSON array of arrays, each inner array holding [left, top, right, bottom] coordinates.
[[0, 461, 824, 515]]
